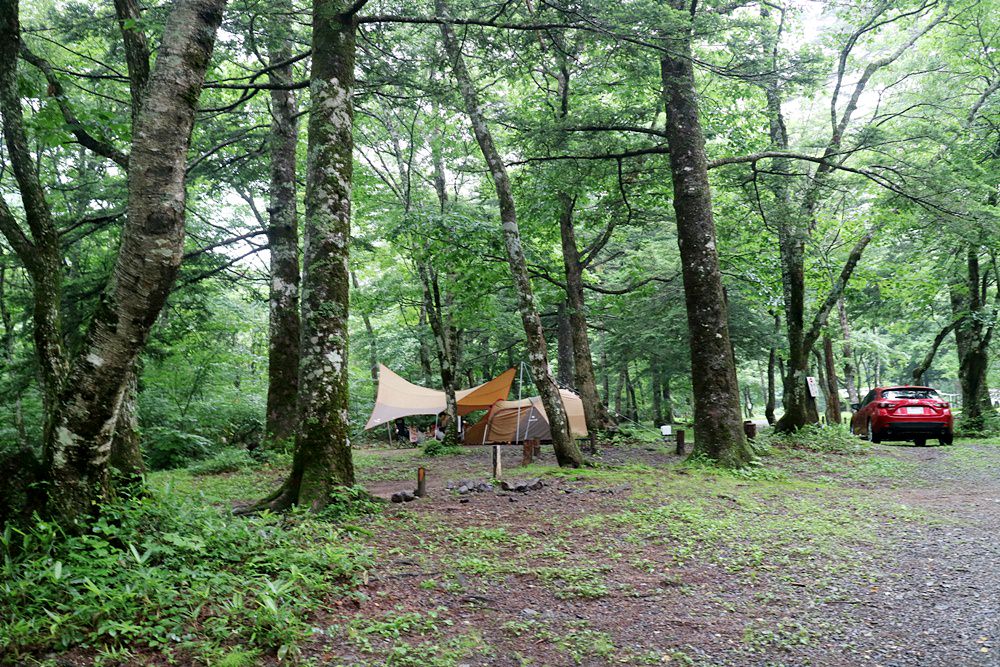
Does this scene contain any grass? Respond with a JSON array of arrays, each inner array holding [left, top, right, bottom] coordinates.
[[0, 483, 375, 665], [7, 434, 996, 665]]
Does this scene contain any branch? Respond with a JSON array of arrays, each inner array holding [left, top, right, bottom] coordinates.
[[911, 317, 961, 383], [803, 228, 877, 355], [0, 197, 35, 267], [112, 0, 151, 118], [19, 46, 130, 169]]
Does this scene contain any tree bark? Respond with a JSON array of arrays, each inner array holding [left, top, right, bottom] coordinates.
[[34, 0, 227, 526], [351, 271, 379, 388], [660, 5, 749, 466], [556, 300, 575, 387], [0, 0, 67, 446], [109, 367, 144, 486], [438, 0, 581, 467], [420, 265, 459, 445], [651, 362, 662, 425], [765, 313, 779, 425], [837, 296, 859, 404], [264, 11, 302, 445], [822, 334, 841, 423], [558, 193, 615, 440], [661, 373, 674, 424], [0, 264, 27, 448], [950, 247, 993, 430], [418, 304, 433, 384], [249, 0, 357, 513]]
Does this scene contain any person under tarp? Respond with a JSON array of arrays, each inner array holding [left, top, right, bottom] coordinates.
[[462, 389, 588, 444], [364, 365, 517, 429]]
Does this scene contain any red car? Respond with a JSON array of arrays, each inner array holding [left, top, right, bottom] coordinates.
[[850, 386, 953, 446]]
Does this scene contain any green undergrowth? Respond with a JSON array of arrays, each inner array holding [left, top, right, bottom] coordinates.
[[0, 486, 375, 666], [755, 424, 868, 456]]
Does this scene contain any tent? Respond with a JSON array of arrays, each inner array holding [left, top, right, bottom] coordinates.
[[462, 389, 588, 444], [364, 365, 516, 429]]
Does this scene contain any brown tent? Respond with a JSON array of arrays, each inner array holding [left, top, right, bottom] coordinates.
[[364, 365, 516, 429], [462, 389, 588, 444]]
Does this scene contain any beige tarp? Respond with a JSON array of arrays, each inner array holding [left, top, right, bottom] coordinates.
[[363, 365, 515, 429], [462, 389, 588, 444]]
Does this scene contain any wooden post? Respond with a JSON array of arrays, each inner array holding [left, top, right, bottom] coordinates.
[[675, 429, 685, 456], [522, 440, 533, 465], [491, 445, 502, 479], [416, 466, 426, 497]]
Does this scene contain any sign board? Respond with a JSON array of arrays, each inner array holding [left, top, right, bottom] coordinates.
[[806, 376, 820, 398], [660, 425, 672, 437]]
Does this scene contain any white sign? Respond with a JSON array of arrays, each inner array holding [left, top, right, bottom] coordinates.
[[660, 425, 672, 437], [806, 376, 820, 398]]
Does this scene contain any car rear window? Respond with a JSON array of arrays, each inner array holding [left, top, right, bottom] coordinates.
[[882, 388, 940, 400]]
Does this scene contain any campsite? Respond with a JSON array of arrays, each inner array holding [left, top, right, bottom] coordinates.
[[2, 0, 1000, 664]]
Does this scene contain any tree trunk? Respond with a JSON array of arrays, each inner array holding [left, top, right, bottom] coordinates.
[[250, 0, 357, 513], [420, 266, 459, 445], [265, 13, 301, 445], [418, 304, 433, 384], [438, 1, 580, 466], [556, 300, 575, 387], [0, 0, 68, 450], [837, 297, 859, 404], [625, 363, 638, 422], [765, 348, 777, 425], [558, 193, 615, 439], [950, 247, 993, 430], [0, 265, 27, 448], [109, 367, 144, 486], [660, 8, 749, 466], [38, 0, 227, 525], [662, 373, 674, 424], [651, 363, 663, 426], [823, 334, 842, 424]]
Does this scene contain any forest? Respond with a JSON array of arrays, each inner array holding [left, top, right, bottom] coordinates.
[[1, 0, 999, 663]]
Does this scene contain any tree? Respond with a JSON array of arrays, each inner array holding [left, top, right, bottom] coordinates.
[[437, 0, 582, 467], [660, 0, 750, 467], [0, 0, 228, 525], [244, 0, 358, 512]]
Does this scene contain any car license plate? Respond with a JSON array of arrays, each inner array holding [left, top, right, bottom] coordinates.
[[906, 407, 924, 415]]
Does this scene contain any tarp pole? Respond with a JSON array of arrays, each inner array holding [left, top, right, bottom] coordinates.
[[514, 360, 524, 444]]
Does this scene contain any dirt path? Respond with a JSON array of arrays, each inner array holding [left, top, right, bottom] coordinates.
[[305, 440, 1000, 666]]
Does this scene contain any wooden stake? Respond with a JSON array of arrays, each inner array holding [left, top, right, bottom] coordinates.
[[676, 429, 685, 456], [522, 440, 533, 465], [491, 445, 502, 479], [416, 467, 426, 497]]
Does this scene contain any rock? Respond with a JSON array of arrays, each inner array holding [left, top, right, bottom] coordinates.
[[390, 492, 404, 503], [459, 497, 470, 504], [457, 485, 469, 494], [392, 490, 416, 503], [521, 608, 539, 617]]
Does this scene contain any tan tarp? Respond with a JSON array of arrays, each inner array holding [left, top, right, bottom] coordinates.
[[462, 389, 588, 444], [364, 365, 515, 429]]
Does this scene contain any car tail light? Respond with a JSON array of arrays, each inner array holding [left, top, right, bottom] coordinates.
[[877, 401, 896, 409]]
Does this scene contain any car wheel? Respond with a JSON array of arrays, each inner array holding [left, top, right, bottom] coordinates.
[[914, 437, 926, 447], [939, 433, 953, 446], [867, 419, 881, 444]]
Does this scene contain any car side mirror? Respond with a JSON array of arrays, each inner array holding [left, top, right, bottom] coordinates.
[[850, 403, 860, 411]]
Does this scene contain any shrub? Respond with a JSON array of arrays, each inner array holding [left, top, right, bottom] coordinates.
[[756, 424, 866, 456], [0, 489, 374, 663], [142, 427, 215, 470], [187, 448, 256, 475]]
